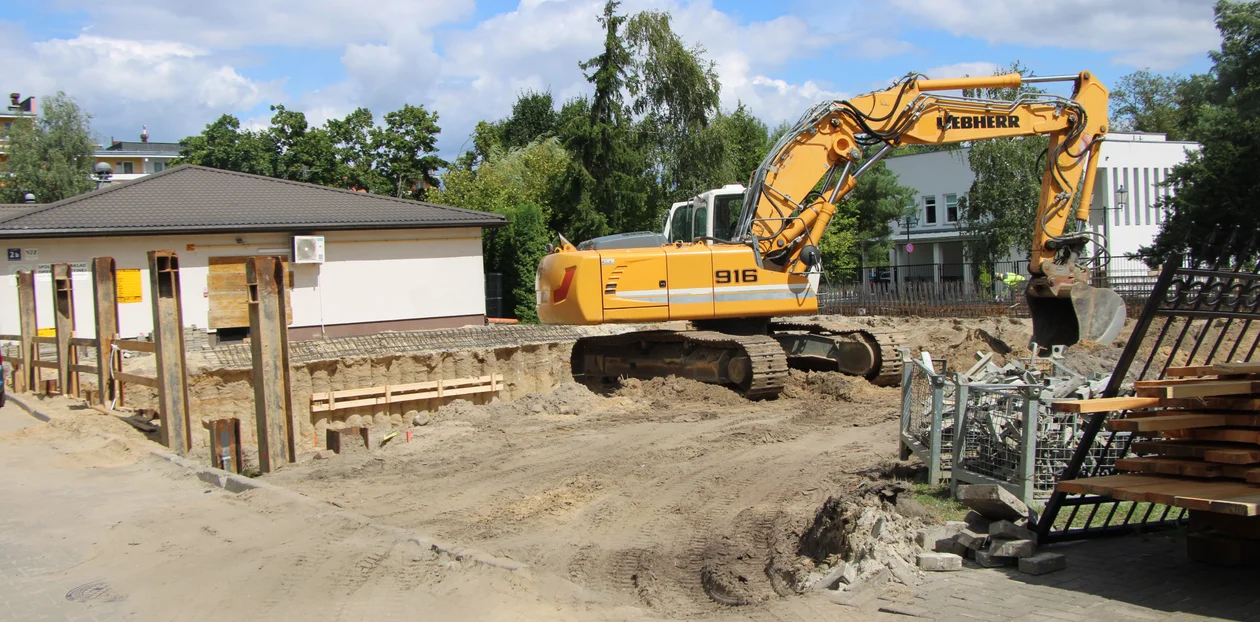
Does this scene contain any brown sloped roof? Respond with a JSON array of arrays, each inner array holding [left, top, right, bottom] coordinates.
[[0, 165, 505, 238]]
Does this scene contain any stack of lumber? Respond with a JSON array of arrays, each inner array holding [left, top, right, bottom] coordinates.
[[1054, 362, 1260, 566]]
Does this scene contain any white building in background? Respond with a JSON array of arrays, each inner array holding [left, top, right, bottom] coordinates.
[[880, 132, 1200, 283]]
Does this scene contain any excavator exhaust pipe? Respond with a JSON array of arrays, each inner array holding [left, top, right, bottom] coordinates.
[[1027, 283, 1126, 348]]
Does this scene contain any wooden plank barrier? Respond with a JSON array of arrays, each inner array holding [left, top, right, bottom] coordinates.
[[311, 374, 504, 413]]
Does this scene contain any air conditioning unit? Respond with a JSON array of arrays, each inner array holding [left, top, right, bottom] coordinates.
[[292, 235, 325, 264]]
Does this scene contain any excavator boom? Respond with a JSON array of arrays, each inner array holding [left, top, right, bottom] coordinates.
[[737, 71, 1124, 346]]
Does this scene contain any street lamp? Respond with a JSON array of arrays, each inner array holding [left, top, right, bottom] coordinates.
[[902, 214, 919, 250], [1114, 183, 1128, 212]]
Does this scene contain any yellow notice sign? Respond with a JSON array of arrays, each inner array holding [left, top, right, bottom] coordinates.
[[37, 328, 54, 338], [117, 268, 143, 304]]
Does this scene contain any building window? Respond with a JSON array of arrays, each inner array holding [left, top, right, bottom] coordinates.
[[153, 161, 166, 172], [944, 193, 958, 222], [923, 195, 937, 225], [118, 161, 134, 174]]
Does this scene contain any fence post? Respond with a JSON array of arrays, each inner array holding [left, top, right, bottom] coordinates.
[[1019, 388, 1039, 507], [929, 372, 946, 485], [148, 250, 192, 454], [949, 380, 969, 499], [52, 264, 77, 396], [15, 270, 36, 393], [92, 257, 119, 406], [247, 256, 295, 473], [898, 350, 914, 460]]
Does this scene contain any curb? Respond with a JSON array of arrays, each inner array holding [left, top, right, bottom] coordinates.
[[7, 392, 52, 422], [150, 450, 529, 573]]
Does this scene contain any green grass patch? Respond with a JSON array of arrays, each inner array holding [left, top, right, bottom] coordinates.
[[911, 483, 970, 523]]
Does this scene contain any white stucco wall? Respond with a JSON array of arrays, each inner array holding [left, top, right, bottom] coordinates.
[[0, 227, 486, 338], [1088, 134, 1198, 258], [884, 133, 1199, 265]]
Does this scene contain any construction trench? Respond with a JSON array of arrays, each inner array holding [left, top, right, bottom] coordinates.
[[6, 251, 1260, 618]]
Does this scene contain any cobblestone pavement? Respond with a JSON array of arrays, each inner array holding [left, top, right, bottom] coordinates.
[[890, 534, 1260, 622]]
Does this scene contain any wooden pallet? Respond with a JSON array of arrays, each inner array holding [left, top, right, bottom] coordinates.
[[1055, 363, 1260, 522]]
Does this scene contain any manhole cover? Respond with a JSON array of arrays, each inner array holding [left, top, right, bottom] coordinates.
[[65, 580, 126, 603]]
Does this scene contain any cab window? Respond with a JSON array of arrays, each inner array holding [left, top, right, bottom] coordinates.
[[713, 195, 745, 241], [692, 205, 707, 241], [669, 204, 693, 243]]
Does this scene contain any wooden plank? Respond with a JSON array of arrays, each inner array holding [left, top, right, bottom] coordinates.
[[1188, 428, 1260, 445], [31, 360, 58, 370], [1136, 376, 1259, 388], [90, 404, 159, 432], [1136, 380, 1260, 399], [1168, 362, 1260, 377], [1115, 457, 1226, 478], [207, 256, 293, 329], [69, 364, 98, 375], [310, 374, 504, 403], [310, 382, 500, 413], [115, 371, 158, 389], [1134, 440, 1244, 459], [68, 337, 97, 348], [1162, 397, 1260, 411], [1107, 414, 1231, 432], [1189, 510, 1260, 540], [1059, 474, 1260, 515], [0, 333, 22, 341], [114, 339, 156, 353], [32, 336, 56, 345], [1052, 396, 1163, 413]]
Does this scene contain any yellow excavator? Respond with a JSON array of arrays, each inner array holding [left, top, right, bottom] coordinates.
[[536, 71, 1126, 399]]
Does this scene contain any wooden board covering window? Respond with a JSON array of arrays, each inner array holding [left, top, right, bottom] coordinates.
[[207, 256, 294, 329]]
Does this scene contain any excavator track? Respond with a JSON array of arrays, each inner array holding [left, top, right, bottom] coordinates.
[[570, 330, 789, 400], [769, 318, 905, 387]]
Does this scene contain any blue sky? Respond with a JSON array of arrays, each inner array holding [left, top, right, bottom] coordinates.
[[2, 0, 1221, 157]]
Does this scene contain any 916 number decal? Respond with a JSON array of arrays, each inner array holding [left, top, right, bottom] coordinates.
[[715, 269, 758, 284]]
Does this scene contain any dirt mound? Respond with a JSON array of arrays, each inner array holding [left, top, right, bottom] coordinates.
[[613, 376, 744, 406], [434, 382, 605, 420], [3, 403, 158, 467]]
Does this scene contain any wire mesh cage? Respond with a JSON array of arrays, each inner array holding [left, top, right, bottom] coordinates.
[[898, 351, 953, 483]]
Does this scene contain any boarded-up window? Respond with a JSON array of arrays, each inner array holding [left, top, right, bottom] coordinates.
[[208, 256, 294, 329]]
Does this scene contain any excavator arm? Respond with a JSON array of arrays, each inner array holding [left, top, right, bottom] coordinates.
[[736, 71, 1124, 347]]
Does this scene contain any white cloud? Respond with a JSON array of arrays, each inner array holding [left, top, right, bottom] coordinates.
[[924, 62, 1001, 80], [1, 29, 279, 142], [887, 0, 1219, 70], [50, 0, 474, 49]]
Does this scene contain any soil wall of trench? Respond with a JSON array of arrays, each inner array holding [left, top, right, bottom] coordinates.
[[119, 342, 574, 462]]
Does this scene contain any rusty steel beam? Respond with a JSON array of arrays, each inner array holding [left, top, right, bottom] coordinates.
[[52, 264, 78, 397], [209, 418, 243, 473], [148, 251, 192, 454], [14, 271, 36, 393], [92, 257, 119, 405], [247, 256, 295, 473]]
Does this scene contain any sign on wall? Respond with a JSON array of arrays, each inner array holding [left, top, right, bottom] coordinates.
[[116, 269, 143, 304], [7, 249, 19, 261], [24, 248, 37, 260]]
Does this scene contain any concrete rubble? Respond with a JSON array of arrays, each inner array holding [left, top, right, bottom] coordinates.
[[929, 485, 1068, 577]]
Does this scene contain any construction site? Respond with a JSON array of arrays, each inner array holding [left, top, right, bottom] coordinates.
[[2, 224, 1259, 620], [3, 20, 1260, 616]]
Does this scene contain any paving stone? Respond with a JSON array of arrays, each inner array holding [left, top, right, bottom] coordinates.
[[934, 536, 967, 556], [916, 522, 966, 548], [974, 549, 1018, 568], [989, 538, 1036, 558], [964, 510, 993, 533], [956, 484, 1029, 521], [1018, 552, 1067, 575], [956, 527, 990, 551], [989, 519, 1038, 543], [917, 552, 963, 572]]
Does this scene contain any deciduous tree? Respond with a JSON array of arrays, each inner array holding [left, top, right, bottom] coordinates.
[[0, 92, 98, 203]]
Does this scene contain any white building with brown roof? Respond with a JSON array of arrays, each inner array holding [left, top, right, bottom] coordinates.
[[0, 165, 506, 343]]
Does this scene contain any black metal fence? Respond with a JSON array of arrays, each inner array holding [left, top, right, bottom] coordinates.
[[823, 258, 1160, 319], [485, 272, 504, 319], [1035, 231, 1260, 543]]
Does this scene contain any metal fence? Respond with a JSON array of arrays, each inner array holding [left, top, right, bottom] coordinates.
[[822, 259, 1159, 319], [1035, 231, 1260, 543]]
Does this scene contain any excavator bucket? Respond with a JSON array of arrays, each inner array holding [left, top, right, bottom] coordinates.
[[1027, 283, 1126, 348]]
